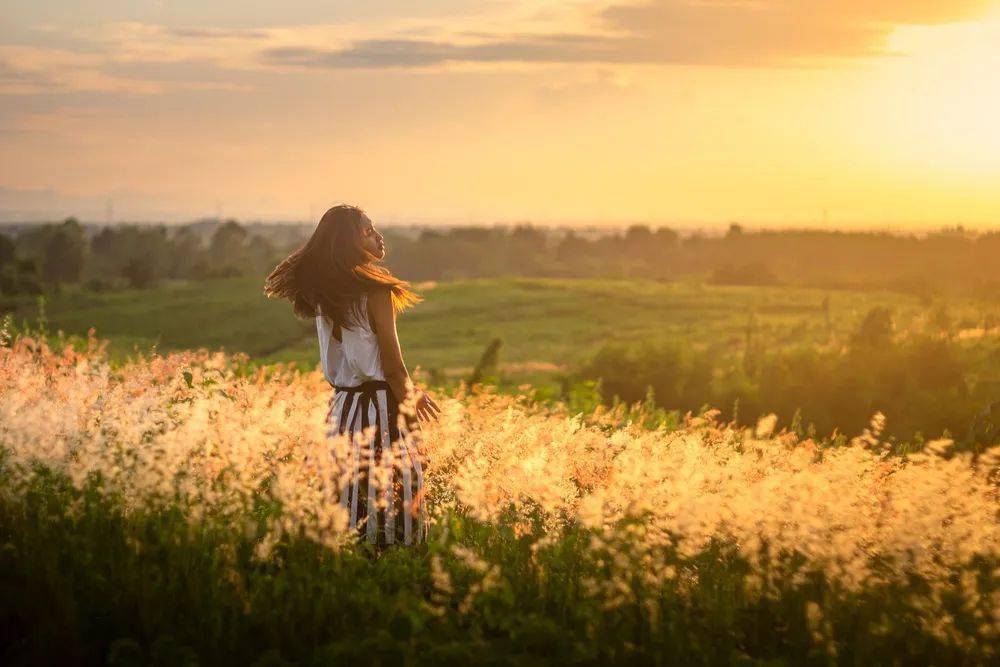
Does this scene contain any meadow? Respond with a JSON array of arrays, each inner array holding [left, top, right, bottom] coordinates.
[[4, 275, 998, 445], [1, 324, 997, 665], [1, 274, 985, 376]]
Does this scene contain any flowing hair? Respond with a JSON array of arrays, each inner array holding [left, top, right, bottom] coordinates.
[[263, 204, 420, 329]]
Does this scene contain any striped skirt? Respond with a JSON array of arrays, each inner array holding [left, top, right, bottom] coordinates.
[[325, 380, 428, 546]]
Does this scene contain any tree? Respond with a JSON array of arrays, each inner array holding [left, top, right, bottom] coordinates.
[[42, 218, 85, 285], [0, 233, 14, 269], [88, 224, 170, 288], [246, 234, 276, 274], [653, 227, 679, 247], [0, 258, 42, 296], [168, 226, 206, 279], [852, 307, 894, 350], [625, 224, 652, 242], [555, 231, 589, 263], [624, 224, 653, 253], [209, 220, 248, 274]]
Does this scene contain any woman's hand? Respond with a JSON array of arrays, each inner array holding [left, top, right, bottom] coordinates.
[[414, 391, 441, 423]]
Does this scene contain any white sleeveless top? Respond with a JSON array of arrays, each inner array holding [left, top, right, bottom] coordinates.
[[315, 293, 386, 387]]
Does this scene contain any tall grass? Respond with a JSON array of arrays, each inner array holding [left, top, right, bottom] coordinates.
[[1, 324, 997, 665]]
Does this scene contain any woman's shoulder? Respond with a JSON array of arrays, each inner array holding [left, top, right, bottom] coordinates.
[[364, 287, 395, 333], [364, 286, 393, 307]]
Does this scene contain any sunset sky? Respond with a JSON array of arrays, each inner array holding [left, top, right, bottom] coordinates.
[[2, 1, 999, 228]]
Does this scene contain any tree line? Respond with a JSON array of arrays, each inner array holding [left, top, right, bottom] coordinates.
[[3, 218, 999, 299], [0, 218, 279, 295], [381, 223, 1000, 299]]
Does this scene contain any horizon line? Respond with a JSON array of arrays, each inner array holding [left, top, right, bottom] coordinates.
[[1, 217, 997, 236]]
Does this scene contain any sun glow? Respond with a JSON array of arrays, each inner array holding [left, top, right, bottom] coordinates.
[[872, 9, 1000, 175], [3, 2, 1000, 225]]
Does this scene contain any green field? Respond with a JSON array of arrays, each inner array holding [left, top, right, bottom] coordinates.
[[5, 276, 998, 444], [3, 278, 999, 664], [2, 275, 982, 382]]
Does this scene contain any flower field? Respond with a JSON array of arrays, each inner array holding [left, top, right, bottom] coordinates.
[[1, 326, 997, 665]]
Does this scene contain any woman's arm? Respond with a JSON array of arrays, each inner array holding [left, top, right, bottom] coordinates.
[[367, 288, 440, 422], [367, 288, 408, 402]]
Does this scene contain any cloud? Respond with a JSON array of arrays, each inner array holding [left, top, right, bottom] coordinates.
[[99, 58, 256, 90], [164, 27, 270, 40], [0, 60, 57, 93], [0, 49, 111, 95], [599, 0, 994, 64], [4, 1, 996, 99], [264, 34, 628, 69], [261, 0, 995, 69], [0, 34, 257, 97]]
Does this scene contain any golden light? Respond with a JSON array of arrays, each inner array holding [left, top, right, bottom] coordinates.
[[871, 7, 1000, 176]]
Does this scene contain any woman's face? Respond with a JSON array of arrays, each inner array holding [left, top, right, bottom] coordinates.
[[357, 214, 386, 260]]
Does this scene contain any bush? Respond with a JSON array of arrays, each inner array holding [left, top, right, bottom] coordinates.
[[576, 327, 994, 449], [0, 260, 43, 296]]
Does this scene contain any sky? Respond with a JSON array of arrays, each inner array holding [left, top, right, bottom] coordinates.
[[1, 1, 999, 229]]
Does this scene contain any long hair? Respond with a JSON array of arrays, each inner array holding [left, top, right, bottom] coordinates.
[[263, 204, 420, 329]]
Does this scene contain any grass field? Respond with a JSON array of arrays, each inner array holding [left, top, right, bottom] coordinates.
[[1, 332, 997, 665], [2, 280, 999, 664], [2, 275, 986, 384]]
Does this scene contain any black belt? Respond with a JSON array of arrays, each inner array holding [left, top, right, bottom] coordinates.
[[334, 379, 392, 394]]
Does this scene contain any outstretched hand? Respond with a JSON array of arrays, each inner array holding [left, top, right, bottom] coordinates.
[[414, 391, 441, 423]]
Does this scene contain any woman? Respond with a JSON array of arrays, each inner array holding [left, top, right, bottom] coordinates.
[[264, 204, 440, 547]]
